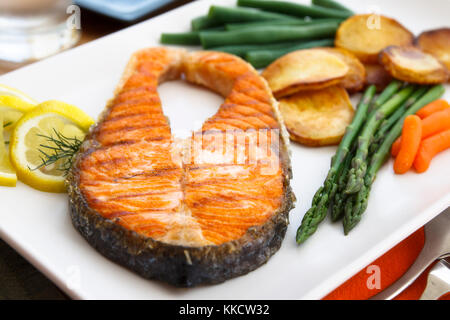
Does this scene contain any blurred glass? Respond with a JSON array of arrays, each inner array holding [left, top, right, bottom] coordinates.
[[0, 0, 80, 66]]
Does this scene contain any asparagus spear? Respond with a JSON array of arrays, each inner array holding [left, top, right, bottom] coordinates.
[[343, 85, 445, 234], [296, 85, 376, 244], [368, 85, 444, 180], [370, 86, 428, 154], [369, 80, 403, 111], [342, 185, 368, 234], [330, 82, 402, 221], [330, 147, 354, 221], [344, 85, 416, 195]]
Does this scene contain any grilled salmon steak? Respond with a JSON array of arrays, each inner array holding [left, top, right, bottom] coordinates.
[[68, 47, 294, 287]]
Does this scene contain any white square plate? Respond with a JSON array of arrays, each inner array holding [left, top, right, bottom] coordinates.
[[0, 0, 449, 299]]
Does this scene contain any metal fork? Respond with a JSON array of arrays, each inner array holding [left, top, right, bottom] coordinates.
[[370, 208, 450, 300], [419, 258, 450, 300]]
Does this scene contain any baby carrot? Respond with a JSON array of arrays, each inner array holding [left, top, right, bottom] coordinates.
[[415, 99, 449, 119], [391, 139, 401, 156], [413, 129, 450, 173], [391, 108, 450, 156], [394, 115, 422, 174]]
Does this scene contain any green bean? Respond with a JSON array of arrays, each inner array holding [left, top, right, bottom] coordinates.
[[245, 38, 335, 68], [191, 15, 223, 31], [225, 18, 343, 31], [312, 0, 354, 14], [199, 22, 339, 48], [161, 26, 225, 46], [208, 5, 297, 23], [237, 0, 352, 19], [210, 41, 310, 57], [160, 32, 201, 45]]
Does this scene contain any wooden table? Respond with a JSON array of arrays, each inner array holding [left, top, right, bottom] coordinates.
[[0, 0, 193, 299]]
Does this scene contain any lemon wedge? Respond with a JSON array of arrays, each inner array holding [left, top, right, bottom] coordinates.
[[0, 84, 37, 105], [0, 114, 17, 187], [0, 95, 36, 131], [9, 100, 94, 193]]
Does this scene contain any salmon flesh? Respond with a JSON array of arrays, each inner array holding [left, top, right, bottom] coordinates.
[[68, 48, 294, 287]]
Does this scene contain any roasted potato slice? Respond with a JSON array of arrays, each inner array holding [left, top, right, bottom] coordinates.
[[279, 86, 354, 147], [335, 14, 414, 63], [364, 63, 393, 92], [262, 48, 349, 98], [379, 45, 449, 84], [320, 47, 366, 92], [416, 28, 450, 72]]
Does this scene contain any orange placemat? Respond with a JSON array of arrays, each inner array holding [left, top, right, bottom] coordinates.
[[324, 228, 450, 300]]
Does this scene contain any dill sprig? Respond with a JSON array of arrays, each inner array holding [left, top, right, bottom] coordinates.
[[3, 122, 12, 144], [29, 129, 83, 176]]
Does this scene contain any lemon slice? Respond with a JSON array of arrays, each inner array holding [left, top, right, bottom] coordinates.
[[0, 114, 17, 187], [10, 100, 94, 193], [0, 84, 37, 105], [0, 95, 36, 131]]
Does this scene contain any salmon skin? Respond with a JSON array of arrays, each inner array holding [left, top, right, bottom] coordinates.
[[68, 47, 295, 287]]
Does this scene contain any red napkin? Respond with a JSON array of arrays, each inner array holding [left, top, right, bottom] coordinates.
[[323, 228, 450, 300]]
